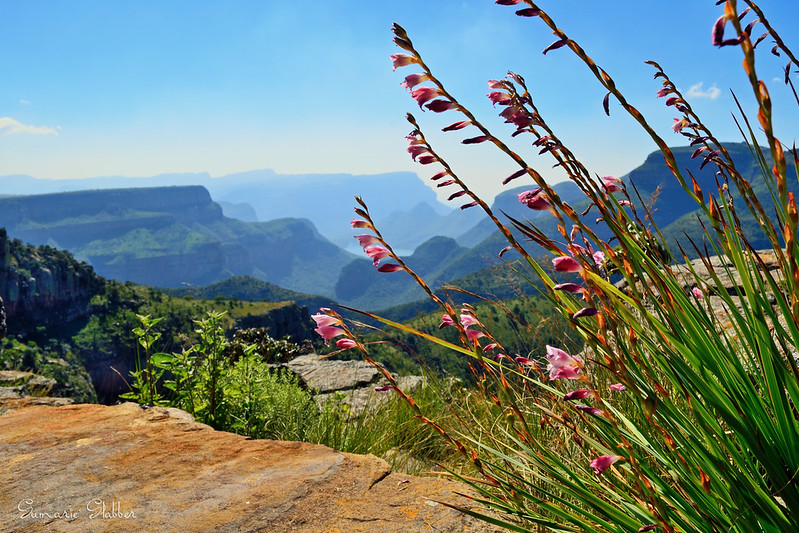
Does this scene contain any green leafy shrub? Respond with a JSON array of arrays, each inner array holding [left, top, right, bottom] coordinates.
[[226, 327, 300, 364]]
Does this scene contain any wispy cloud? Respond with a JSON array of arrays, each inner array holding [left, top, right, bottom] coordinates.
[[686, 82, 721, 100], [19, 99, 31, 105], [0, 117, 58, 135]]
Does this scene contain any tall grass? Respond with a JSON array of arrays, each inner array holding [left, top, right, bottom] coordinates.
[[317, 1, 799, 530]]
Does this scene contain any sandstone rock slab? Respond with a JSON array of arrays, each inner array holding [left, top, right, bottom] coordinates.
[[0, 403, 499, 533]]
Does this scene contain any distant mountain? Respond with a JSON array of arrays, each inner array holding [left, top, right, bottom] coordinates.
[[455, 181, 584, 247], [0, 170, 449, 250], [0, 186, 355, 295], [2, 143, 788, 315]]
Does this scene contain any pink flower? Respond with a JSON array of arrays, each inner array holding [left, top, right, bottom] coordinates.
[[672, 118, 689, 133], [417, 154, 438, 165], [517, 187, 542, 201], [495, 0, 523, 5], [315, 325, 345, 344], [563, 389, 591, 401], [430, 170, 450, 181], [439, 314, 455, 329], [601, 175, 622, 193], [460, 314, 478, 327], [590, 455, 620, 475], [365, 245, 390, 266], [482, 343, 497, 353], [656, 87, 670, 98], [466, 328, 484, 342], [552, 256, 582, 273], [487, 91, 511, 106], [390, 53, 418, 70], [407, 144, 429, 161], [351, 218, 371, 229], [610, 383, 627, 392], [354, 234, 380, 249], [425, 100, 456, 113], [336, 338, 358, 350], [692, 287, 704, 299], [515, 356, 532, 365], [400, 73, 430, 90], [462, 136, 489, 144], [517, 189, 552, 211], [551, 365, 581, 380], [411, 86, 441, 108], [311, 313, 341, 328], [374, 385, 393, 392], [592, 250, 606, 266], [546, 345, 582, 381]]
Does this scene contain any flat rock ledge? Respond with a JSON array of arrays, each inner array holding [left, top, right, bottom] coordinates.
[[0, 403, 499, 533]]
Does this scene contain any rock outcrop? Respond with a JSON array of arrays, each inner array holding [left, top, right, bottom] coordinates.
[[0, 229, 104, 335], [281, 354, 425, 414], [0, 403, 499, 533]]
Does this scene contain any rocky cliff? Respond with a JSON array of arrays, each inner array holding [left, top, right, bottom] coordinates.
[[0, 229, 104, 335]]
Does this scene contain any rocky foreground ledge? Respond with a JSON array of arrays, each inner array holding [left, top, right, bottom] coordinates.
[[0, 403, 498, 533]]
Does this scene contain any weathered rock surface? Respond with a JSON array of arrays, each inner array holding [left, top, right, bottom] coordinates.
[[609, 249, 797, 361], [0, 370, 73, 416], [0, 403, 498, 533], [281, 354, 425, 414]]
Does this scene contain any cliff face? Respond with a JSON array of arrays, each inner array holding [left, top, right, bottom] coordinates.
[[0, 229, 104, 335]]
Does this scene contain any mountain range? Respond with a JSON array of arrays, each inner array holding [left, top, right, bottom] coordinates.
[[0, 142, 790, 311]]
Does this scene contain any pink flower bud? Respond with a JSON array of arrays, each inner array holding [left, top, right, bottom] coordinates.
[[442, 120, 471, 132], [336, 338, 358, 350], [377, 263, 403, 273], [563, 389, 591, 401], [425, 100, 456, 113]]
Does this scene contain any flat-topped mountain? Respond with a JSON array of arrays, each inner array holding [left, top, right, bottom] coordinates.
[[0, 186, 353, 295]]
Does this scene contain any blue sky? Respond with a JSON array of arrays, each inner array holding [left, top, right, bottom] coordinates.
[[1, 1, 797, 202]]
